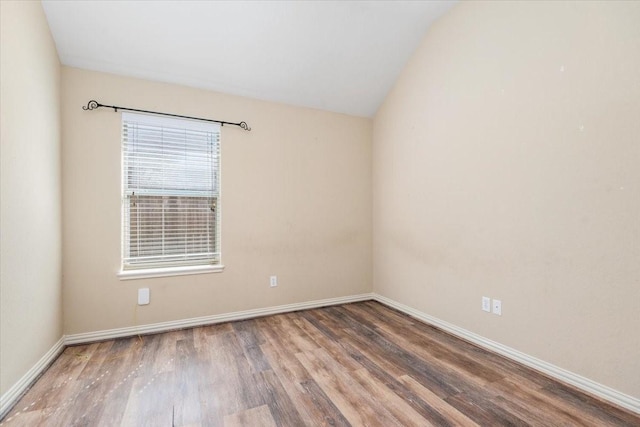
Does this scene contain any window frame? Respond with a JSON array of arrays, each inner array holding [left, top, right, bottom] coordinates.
[[117, 112, 224, 280]]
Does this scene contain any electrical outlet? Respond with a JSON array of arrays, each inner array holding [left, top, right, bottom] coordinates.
[[138, 288, 150, 305], [482, 296, 491, 312], [492, 299, 502, 316], [270, 276, 278, 287]]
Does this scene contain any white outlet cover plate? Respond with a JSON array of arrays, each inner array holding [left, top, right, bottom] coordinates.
[[492, 299, 502, 315], [138, 288, 150, 305], [270, 276, 278, 287]]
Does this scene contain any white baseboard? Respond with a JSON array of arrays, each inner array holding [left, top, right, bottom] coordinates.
[[0, 337, 65, 419], [65, 293, 374, 345], [372, 293, 640, 415]]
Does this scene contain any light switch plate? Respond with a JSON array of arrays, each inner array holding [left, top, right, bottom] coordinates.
[[482, 296, 491, 312]]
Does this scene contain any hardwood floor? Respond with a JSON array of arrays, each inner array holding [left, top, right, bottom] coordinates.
[[2, 301, 638, 426]]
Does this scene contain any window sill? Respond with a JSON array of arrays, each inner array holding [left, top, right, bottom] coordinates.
[[117, 264, 225, 281]]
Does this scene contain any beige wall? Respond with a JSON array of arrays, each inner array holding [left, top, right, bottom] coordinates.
[[0, 1, 63, 396], [373, 1, 640, 397], [61, 67, 372, 334]]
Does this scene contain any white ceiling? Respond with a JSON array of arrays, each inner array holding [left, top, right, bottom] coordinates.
[[42, 1, 456, 118]]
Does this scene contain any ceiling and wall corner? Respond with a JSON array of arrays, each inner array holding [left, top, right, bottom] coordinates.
[[41, 0, 457, 118]]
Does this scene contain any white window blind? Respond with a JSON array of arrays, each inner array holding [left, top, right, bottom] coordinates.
[[122, 112, 221, 270]]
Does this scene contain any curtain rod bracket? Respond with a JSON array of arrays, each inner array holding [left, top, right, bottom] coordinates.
[[82, 99, 251, 131]]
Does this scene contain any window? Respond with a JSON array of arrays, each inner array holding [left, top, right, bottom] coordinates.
[[120, 112, 221, 276]]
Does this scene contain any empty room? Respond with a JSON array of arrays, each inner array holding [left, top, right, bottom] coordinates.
[[1, 0, 639, 425]]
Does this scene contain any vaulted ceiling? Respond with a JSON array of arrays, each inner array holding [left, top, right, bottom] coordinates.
[[42, 1, 456, 117]]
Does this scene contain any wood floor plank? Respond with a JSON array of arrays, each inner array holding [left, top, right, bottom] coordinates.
[[0, 409, 45, 427], [254, 370, 306, 426], [398, 374, 479, 427], [540, 381, 640, 426], [72, 342, 111, 382], [2, 301, 638, 426], [372, 302, 558, 391], [297, 379, 352, 427], [296, 349, 401, 426], [232, 319, 267, 347], [343, 304, 503, 391], [345, 304, 505, 385], [262, 313, 319, 355], [351, 367, 435, 426], [173, 335, 203, 426], [75, 337, 143, 426], [339, 318, 465, 398], [445, 391, 530, 426], [223, 404, 277, 427], [196, 338, 226, 427], [338, 339, 458, 426], [121, 334, 177, 426], [260, 330, 351, 427], [293, 315, 365, 373], [11, 344, 97, 418], [247, 316, 350, 427], [208, 330, 265, 416], [151, 330, 178, 376], [488, 377, 602, 426], [122, 371, 174, 427]]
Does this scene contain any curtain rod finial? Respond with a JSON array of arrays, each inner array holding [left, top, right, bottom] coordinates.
[[82, 100, 99, 111]]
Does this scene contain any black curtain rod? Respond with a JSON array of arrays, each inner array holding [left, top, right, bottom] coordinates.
[[82, 100, 251, 131]]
